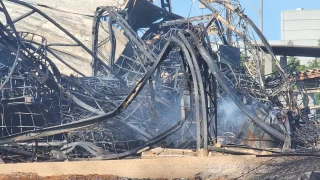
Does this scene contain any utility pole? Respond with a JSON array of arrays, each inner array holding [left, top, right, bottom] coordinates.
[[260, 0, 263, 32], [226, 0, 232, 45], [244, 0, 263, 32]]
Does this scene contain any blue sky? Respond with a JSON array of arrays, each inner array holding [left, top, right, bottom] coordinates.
[[171, 0, 320, 40]]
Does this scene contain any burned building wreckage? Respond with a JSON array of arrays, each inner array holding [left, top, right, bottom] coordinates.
[[0, 0, 318, 162]]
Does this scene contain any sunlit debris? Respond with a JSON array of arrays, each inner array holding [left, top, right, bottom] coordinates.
[[0, 0, 317, 163]]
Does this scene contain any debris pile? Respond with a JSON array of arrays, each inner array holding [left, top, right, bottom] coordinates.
[[0, 0, 317, 163]]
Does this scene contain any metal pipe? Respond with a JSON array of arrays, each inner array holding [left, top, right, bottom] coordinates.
[[4, 10, 35, 27], [226, 0, 232, 45], [178, 31, 209, 153], [260, 0, 263, 32], [0, 41, 172, 145], [186, 29, 286, 141]]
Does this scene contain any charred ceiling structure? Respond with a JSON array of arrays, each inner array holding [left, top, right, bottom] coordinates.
[[0, 0, 318, 162]]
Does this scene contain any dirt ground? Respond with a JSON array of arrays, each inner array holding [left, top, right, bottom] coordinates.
[[0, 173, 120, 180], [240, 156, 320, 180], [0, 173, 181, 180], [197, 156, 320, 179], [0, 155, 317, 180]]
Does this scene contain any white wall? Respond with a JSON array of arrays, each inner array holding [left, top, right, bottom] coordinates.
[[281, 10, 320, 46], [0, 0, 129, 76]]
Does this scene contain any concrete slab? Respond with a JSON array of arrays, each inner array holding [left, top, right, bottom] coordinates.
[[0, 156, 271, 179]]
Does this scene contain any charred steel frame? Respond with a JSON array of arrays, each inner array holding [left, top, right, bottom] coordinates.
[[0, 0, 315, 162]]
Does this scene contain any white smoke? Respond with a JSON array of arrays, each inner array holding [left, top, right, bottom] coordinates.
[[217, 98, 249, 135]]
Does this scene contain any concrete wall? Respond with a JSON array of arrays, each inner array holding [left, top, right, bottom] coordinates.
[[281, 9, 320, 46], [16, 0, 129, 15], [0, 0, 129, 76]]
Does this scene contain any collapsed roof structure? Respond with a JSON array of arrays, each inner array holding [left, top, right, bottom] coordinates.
[[0, 0, 318, 162]]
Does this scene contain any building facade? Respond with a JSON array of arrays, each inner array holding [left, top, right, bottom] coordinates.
[[281, 9, 320, 46]]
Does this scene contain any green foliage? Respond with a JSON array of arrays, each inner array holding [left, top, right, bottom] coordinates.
[[288, 38, 320, 73], [288, 57, 320, 73], [307, 58, 320, 69], [288, 56, 308, 72], [240, 53, 246, 62], [306, 39, 320, 70], [315, 93, 320, 105]]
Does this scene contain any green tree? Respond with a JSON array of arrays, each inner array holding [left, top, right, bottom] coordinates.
[[305, 38, 320, 70], [308, 38, 320, 105], [286, 40, 307, 73], [288, 56, 307, 72], [307, 59, 320, 69]]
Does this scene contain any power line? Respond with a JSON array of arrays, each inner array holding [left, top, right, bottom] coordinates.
[[243, 0, 263, 32]]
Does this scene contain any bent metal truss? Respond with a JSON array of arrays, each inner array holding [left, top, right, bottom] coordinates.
[[0, 0, 316, 162]]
